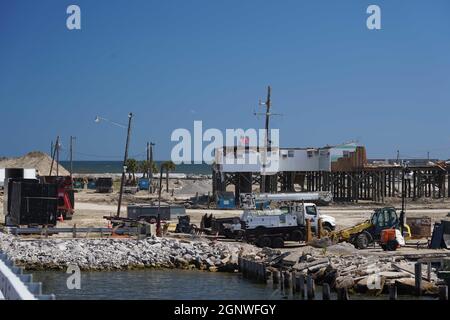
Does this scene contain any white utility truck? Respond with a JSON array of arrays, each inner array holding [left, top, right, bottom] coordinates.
[[222, 193, 336, 248]]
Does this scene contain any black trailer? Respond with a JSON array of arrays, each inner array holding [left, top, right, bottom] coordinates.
[[96, 177, 113, 193]]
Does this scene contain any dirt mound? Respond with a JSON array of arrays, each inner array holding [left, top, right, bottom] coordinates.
[[0, 151, 70, 176]]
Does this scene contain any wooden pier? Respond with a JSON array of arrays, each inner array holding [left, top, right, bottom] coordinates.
[[214, 165, 449, 204]]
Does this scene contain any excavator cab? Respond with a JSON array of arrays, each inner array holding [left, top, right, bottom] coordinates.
[[369, 207, 400, 237]]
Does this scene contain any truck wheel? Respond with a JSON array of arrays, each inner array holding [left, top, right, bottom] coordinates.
[[257, 236, 272, 248], [234, 230, 245, 241], [386, 239, 398, 251], [291, 230, 304, 242], [271, 237, 285, 248], [355, 233, 370, 249]]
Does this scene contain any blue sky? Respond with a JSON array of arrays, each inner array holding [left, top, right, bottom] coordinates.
[[1, 0, 450, 161]]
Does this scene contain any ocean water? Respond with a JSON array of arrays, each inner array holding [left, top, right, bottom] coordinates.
[[32, 270, 287, 300], [31, 269, 430, 300], [60, 161, 212, 175]]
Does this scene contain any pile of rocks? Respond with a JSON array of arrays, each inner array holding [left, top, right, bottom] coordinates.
[[0, 233, 259, 272]]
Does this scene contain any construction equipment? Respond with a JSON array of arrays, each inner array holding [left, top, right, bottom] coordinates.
[[215, 193, 336, 248], [380, 228, 405, 251], [5, 178, 58, 227], [330, 207, 411, 250], [39, 176, 75, 220]]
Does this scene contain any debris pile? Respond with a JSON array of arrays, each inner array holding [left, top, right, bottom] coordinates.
[[242, 244, 445, 296]]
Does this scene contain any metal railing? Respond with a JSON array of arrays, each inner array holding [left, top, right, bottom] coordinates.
[[0, 251, 55, 300]]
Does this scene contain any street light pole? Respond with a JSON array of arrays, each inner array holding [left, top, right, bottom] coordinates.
[[400, 163, 412, 235], [117, 113, 133, 217]]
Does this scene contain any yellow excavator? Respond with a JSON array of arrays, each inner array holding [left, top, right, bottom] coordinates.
[[330, 207, 411, 250]]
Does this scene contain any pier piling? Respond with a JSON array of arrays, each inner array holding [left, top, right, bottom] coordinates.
[[389, 283, 398, 300], [415, 262, 422, 296], [306, 275, 315, 300], [322, 283, 331, 300], [439, 285, 448, 301]]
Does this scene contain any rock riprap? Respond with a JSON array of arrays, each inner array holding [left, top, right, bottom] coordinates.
[[0, 233, 256, 271]]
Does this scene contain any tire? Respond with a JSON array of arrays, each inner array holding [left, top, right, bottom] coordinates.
[[234, 230, 245, 241], [271, 237, 285, 248], [322, 224, 333, 234], [256, 236, 272, 248], [291, 230, 304, 242], [386, 239, 398, 251], [355, 232, 370, 249]]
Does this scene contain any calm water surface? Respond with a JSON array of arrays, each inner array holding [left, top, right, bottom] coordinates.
[[32, 269, 433, 300]]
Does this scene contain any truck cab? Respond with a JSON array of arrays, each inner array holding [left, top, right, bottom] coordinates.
[[280, 202, 336, 232]]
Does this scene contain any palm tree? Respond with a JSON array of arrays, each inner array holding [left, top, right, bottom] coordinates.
[[139, 161, 160, 178], [161, 161, 176, 193], [139, 161, 150, 178], [151, 162, 159, 175], [125, 158, 138, 183]]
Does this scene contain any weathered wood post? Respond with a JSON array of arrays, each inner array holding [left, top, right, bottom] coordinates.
[[415, 262, 422, 296], [283, 271, 291, 289], [305, 219, 312, 243], [389, 283, 398, 300], [294, 275, 301, 293], [306, 275, 315, 300], [298, 274, 305, 297], [262, 264, 267, 283], [337, 288, 349, 300], [207, 191, 211, 209], [427, 261, 431, 282], [272, 269, 280, 285], [291, 271, 296, 293], [322, 283, 331, 300], [72, 224, 77, 238], [317, 218, 323, 239], [439, 285, 448, 301]]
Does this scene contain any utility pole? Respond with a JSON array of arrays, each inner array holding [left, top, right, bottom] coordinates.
[[56, 139, 60, 177], [254, 86, 281, 193], [147, 142, 150, 178], [117, 113, 133, 217], [49, 136, 60, 176], [70, 136, 75, 179], [148, 142, 155, 193]]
